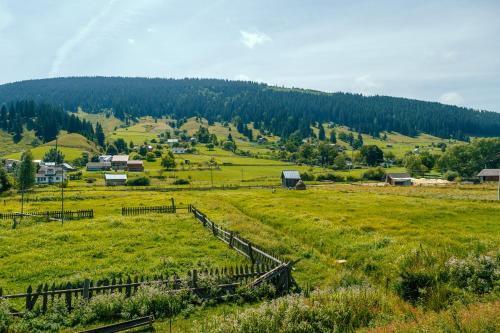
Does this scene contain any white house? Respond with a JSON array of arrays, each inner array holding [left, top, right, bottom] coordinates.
[[36, 165, 67, 184], [104, 174, 127, 186], [167, 139, 179, 146]]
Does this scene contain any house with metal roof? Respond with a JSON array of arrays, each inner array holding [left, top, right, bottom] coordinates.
[[281, 170, 301, 188], [111, 155, 129, 170], [127, 160, 144, 172], [104, 174, 127, 186], [86, 162, 112, 171], [36, 165, 67, 184], [385, 172, 412, 186], [477, 169, 500, 182]]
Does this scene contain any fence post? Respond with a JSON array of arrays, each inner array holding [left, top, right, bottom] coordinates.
[[171, 197, 176, 213], [42, 284, 48, 313], [248, 243, 255, 265], [191, 270, 197, 288], [65, 282, 72, 310], [83, 279, 90, 300], [229, 231, 234, 248], [25, 285, 32, 311]]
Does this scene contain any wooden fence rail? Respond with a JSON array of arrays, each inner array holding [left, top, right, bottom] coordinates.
[[0, 209, 94, 221], [121, 197, 191, 216], [0, 264, 268, 313], [189, 205, 283, 267]]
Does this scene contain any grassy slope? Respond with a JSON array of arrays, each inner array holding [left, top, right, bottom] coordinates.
[[75, 109, 123, 135], [4, 133, 98, 160], [0, 129, 37, 156]]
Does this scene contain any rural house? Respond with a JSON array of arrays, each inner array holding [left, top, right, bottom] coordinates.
[[104, 174, 127, 186], [127, 160, 144, 172], [385, 172, 412, 186], [86, 162, 111, 171], [99, 155, 112, 162], [172, 147, 187, 154], [167, 138, 179, 146], [111, 155, 129, 170], [281, 170, 301, 188], [36, 165, 66, 184], [477, 169, 500, 182]]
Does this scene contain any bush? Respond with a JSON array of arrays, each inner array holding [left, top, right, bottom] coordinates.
[[300, 172, 315, 181], [173, 179, 190, 185], [444, 171, 459, 181], [127, 176, 151, 186], [316, 173, 345, 182], [446, 255, 500, 294], [194, 287, 397, 333], [72, 293, 125, 325], [362, 167, 385, 181], [0, 299, 12, 333]]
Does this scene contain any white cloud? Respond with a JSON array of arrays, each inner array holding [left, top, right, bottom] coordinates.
[[128, 38, 135, 44], [147, 27, 154, 33], [439, 91, 464, 106], [240, 30, 271, 49], [49, 0, 118, 77], [0, 3, 13, 32]]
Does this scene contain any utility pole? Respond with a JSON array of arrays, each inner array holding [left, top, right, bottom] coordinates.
[[241, 169, 244, 183], [61, 168, 64, 225]]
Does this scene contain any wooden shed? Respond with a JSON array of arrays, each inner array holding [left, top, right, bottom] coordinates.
[[385, 172, 412, 186], [281, 170, 301, 188], [477, 169, 500, 182], [105, 174, 127, 186]]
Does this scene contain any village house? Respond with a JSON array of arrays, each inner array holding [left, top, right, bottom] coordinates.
[[127, 160, 144, 172], [86, 162, 111, 171], [36, 165, 67, 184], [104, 174, 127, 186], [385, 172, 412, 186], [167, 138, 179, 146], [281, 170, 301, 188], [111, 155, 129, 170], [477, 169, 500, 182], [99, 155, 113, 162], [4, 159, 19, 172], [172, 147, 187, 154]]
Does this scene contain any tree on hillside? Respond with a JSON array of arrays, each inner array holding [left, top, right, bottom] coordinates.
[[0, 167, 12, 193], [17, 150, 36, 191], [318, 125, 326, 141], [329, 129, 337, 144], [114, 138, 128, 153], [404, 154, 427, 177], [161, 151, 176, 170], [106, 144, 118, 155], [95, 122, 105, 147], [43, 147, 64, 164], [360, 145, 384, 166]]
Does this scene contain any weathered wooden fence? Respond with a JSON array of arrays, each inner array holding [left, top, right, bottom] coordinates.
[[0, 209, 94, 221], [0, 264, 268, 314], [189, 205, 283, 268], [122, 205, 176, 216]]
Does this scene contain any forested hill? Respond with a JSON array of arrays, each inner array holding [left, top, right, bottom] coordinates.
[[0, 77, 499, 140]]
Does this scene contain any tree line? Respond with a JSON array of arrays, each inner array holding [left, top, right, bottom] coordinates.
[[0, 77, 499, 140], [0, 100, 98, 143]]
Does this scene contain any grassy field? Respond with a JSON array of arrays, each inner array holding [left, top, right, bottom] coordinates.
[[0, 183, 498, 331]]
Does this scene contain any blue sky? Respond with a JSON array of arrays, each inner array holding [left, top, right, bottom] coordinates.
[[1, 0, 499, 111]]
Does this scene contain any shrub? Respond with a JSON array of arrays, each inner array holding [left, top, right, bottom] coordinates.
[[362, 167, 385, 181], [127, 176, 151, 186], [444, 171, 459, 181], [146, 152, 156, 162], [72, 293, 125, 325], [173, 179, 190, 185], [193, 287, 397, 333], [300, 172, 315, 181], [0, 299, 12, 333], [20, 298, 71, 332], [446, 255, 500, 294], [316, 173, 345, 182]]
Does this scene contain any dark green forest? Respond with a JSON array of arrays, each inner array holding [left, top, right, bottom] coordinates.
[[0, 77, 499, 140], [0, 100, 95, 143]]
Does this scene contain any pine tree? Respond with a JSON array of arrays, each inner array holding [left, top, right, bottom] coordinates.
[[330, 129, 337, 144], [43, 147, 65, 164], [318, 125, 326, 141], [95, 122, 105, 147], [17, 150, 36, 191]]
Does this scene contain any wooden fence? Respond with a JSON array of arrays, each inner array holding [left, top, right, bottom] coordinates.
[[189, 205, 283, 268], [0, 209, 94, 221], [0, 264, 268, 314], [122, 205, 176, 216]]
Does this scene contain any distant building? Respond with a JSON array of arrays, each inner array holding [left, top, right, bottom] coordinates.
[[281, 170, 301, 188], [99, 155, 113, 162], [385, 172, 412, 186], [167, 139, 179, 146], [62, 163, 76, 171], [295, 180, 307, 190], [127, 160, 144, 172], [104, 174, 127, 186], [36, 165, 66, 184], [4, 159, 19, 172], [86, 162, 111, 171], [111, 155, 129, 170], [147, 145, 153, 152], [477, 169, 500, 182], [172, 147, 187, 154]]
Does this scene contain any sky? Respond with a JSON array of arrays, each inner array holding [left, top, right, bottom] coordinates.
[[1, 0, 499, 111]]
